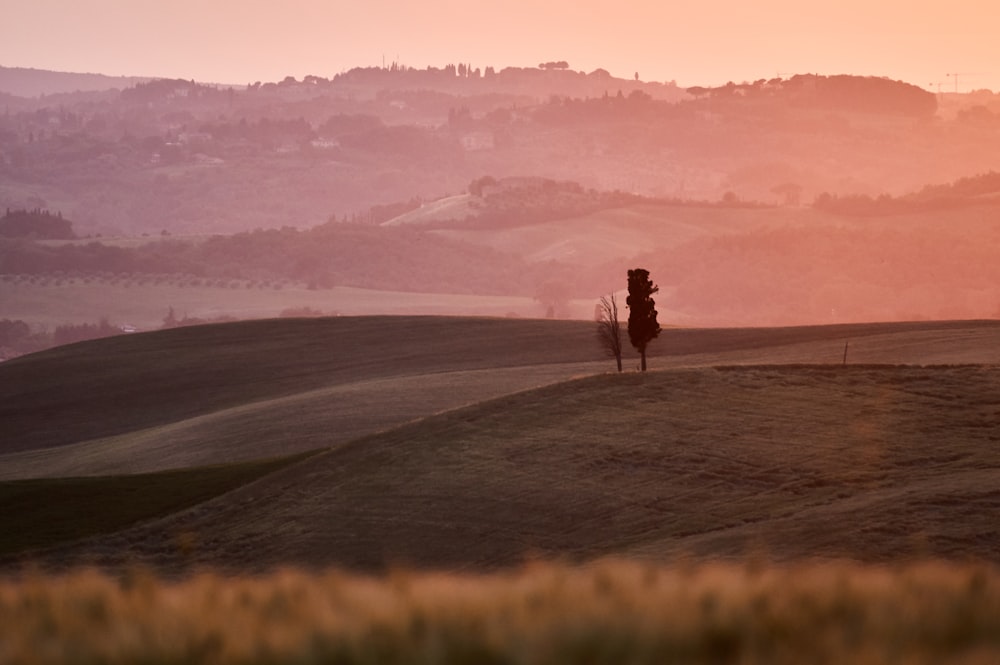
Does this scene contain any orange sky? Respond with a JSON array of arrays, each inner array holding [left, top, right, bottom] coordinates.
[[2, 0, 997, 91]]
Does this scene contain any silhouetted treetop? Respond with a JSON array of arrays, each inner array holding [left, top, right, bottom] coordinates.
[[0, 208, 74, 239], [626, 268, 661, 372], [692, 74, 936, 117]]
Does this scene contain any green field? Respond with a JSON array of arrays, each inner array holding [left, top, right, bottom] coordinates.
[[2, 317, 999, 575], [5, 317, 998, 479], [0, 453, 312, 557], [0, 317, 606, 458], [19, 362, 993, 575]]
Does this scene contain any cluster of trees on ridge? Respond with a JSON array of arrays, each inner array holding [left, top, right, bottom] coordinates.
[[0, 225, 550, 295], [0, 209, 74, 239], [0, 317, 125, 358], [813, 171, 1000, 215]]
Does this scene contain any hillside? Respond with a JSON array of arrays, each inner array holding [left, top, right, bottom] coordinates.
[[8, 186, 1000, 334], [18, 361, 1000, 575], [2, 67, 998, 239], [3, 318, 999, 479], [0, 66, 151, 97], [3, 318, 1000, 573], [0, 317, 604, 457], [434, 198, 1000, 324]]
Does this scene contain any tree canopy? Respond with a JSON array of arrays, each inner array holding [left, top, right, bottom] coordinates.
[[626, 268, 661, 371]]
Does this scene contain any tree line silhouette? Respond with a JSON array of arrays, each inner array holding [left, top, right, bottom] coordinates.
[[0, 208, 74, 240]]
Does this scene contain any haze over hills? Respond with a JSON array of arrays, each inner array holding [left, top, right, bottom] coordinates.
[[4, 171, 1000, 354], [3, 63, 1000, 341], [2, 63, 999, 238], [0, 66, 154, 98]]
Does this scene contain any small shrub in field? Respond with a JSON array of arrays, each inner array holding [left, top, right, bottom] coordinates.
[[0, 561, 998, 665]]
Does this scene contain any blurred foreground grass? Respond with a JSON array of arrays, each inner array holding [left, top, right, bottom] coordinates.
[[2, 560, 998, 664]]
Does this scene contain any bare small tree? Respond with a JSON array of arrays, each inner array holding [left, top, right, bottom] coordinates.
[[596, 293, 624, 372]]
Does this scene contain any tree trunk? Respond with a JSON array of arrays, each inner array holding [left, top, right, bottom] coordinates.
[[615, 353, 622, 373], [640, 348, 647, 372]]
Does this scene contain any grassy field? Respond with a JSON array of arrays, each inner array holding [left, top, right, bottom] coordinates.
[[1, 560, 998, 664], [0, 279, 555, 329], [1, 318, 998, 568], [3, 316, 1000, 662], [7, 359, 999, 574], [0, 363, 605, 479], [432, 202, 791, 265], [0, 317, 604, 456], [0, 453, 312, 557], [5, 317, 999, 479]]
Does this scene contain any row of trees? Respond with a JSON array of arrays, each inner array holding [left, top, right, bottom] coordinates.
[[597, 268, 661, 372], [0, 208, 75, 240]]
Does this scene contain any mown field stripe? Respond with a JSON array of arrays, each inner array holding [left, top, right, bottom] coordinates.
[[0, 451, 316, 558]]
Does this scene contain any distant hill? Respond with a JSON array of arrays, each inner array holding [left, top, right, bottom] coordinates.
[[7, 184, 1000, 327], [0, 66, 151, 97], [0, 316, 606, 460], [0, 64, 997, 241], [381, 177, 647, 228]]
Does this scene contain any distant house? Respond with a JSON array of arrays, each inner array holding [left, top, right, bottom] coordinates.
[[460, 131, 494, 151], [193, 153, 225, 165], [178, 131, 212, 145], [310, 138, 340, 150]]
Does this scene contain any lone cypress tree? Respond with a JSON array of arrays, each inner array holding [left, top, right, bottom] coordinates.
[[626, 268, 661, 371]]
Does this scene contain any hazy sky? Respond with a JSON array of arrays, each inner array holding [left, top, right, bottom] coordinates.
[[2, 0, 997, 91]]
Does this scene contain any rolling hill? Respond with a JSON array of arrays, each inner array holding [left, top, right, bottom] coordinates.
[[8, 174, 1000, 335], [0, 317, 605, 466], [0, 65, 151, 97], [2, 316, 1000, 574]]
